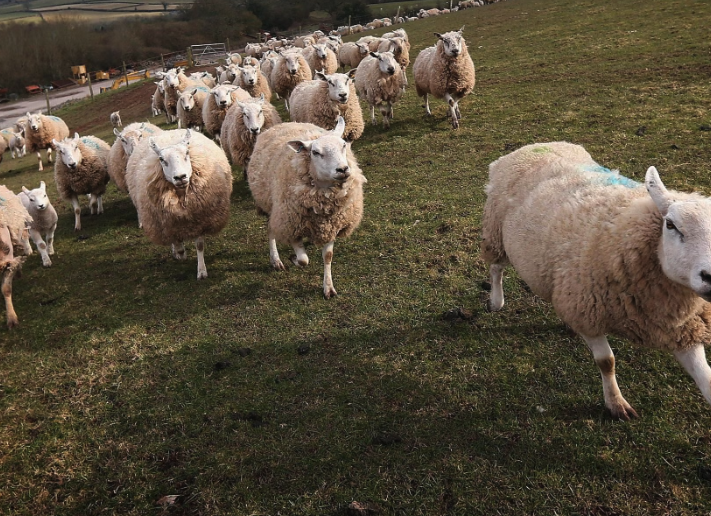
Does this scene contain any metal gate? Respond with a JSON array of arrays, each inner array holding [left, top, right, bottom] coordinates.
[[190, 43, 228, 66]]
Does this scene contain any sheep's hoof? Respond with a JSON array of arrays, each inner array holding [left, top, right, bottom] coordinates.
[[74, 226, 81, 232], [323, 286, 337, 299], [271, 258, 286, 271], [451, 119, 460, 129], [608, 399, 639, 421], [197, 270, 208, 280], [290, 255, 308, 267], [6, 316, 19, 330], [486, 299, 504, 312], [42, 259, 52, 268]]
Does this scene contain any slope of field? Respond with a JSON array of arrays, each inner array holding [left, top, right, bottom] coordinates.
[[1, 0, 711, 514]]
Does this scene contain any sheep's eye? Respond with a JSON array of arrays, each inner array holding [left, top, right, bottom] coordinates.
[[159, 156, 165, 163], [666, 219, 677, 231], [312, 150, 321, 157]]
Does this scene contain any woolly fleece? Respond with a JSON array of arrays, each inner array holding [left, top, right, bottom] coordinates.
[[54, 136, 110, 201], [108, 123, 161, 193], [221, 99, 282, 168], [413, 37, 475, 100]]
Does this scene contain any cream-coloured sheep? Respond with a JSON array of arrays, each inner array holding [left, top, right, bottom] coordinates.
[[162, 69, 202, 124], [0, 136, 7, 163], [19, 181, 57, 268], [338, 42, 369, 70], [177, 86, 211, 130], [303, 44, 339, 78], [126, 129, 232, 280], [110, 111, 122, 128], [0, 185, 32, 329], [357, 36, 386, 52], [10, 130, 26, 159], [354, 51, 405, 128], [25, 112, 70, 171], [52, 133, 111, 231], [227, 52, 243, 65], [234, 65, 272, 102], [483, 141, 711, 419], [289, 71, 364, 142], [413, 28, 476, 129], [202, 84, 251, 142], [270, 52, 312, 111], [108, 122, 162, 194], [152, 81, 164, 117]]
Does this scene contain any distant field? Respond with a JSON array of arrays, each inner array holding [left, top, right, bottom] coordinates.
[[369, 0, 445, 18], [0, 0, 190, 22]]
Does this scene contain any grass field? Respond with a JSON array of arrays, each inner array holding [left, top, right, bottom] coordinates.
[[2, 0, 711, 513]]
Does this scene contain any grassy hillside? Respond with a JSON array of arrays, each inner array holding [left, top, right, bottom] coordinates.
[[1, 0, 711, 514]]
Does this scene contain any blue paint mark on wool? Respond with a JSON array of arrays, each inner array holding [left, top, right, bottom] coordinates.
[[47, 116, 62, 122], [80, 137, 102, 151], [582, 163, 640, 189]]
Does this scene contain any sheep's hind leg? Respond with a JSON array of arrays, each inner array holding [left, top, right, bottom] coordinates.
[[674, 345, 711, 407], [89, 194, 98, 215], [70, 195, 82, 231], [290, 240, 309, 267], [46, 223, 56, 255], [583, 335, 638, 420], [423, 93, 431, 116], [195, 236, 207, 279], [370, 105, 376, 126], [269, 229, 285, 271], [487, 263, 506, 311], [97, 195, 104, 214], [380, 105, 390, 128], [322, 241, 336, 299], [46, 146, 53, 163], [36, 151, 43, 171], [172, 242, 187, 260], [29, 228, 51, 267], [444, 93, 459, 129]]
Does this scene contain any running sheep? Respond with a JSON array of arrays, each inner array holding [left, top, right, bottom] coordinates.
[[177, 86, 211, 131], [234, 65, 273, 102], [108, 122, 162, 194], [152, 81, 165, 117], [0, 185, 32, 329], [110, 111, 122, 128], [18, 181, 57, 268], [10, 130, 26, 159], [354, 51, 405, 128], [270, 52, 312, 111], [482, 141, 711, 420], [25, 112, 70, 171], [202, 84, 250, 142]]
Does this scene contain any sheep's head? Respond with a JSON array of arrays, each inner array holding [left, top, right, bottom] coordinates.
[[435, 27, 466, 58], [21, 181, 49, 211], [237, 95, 266, 136], [356, 43, 369, 55], [240, 66, 258, 86], [53, 133, 82, 170], [150, 130, 192, 189], [287, 117, 351, 185], [313, 44, 328, 60], [164, 71, 180, 89], [646, 166, 711, 301], [284, 54, 301, 75], [114, 127, 142, 156], [316, 71, 353, 104], [369, 51, 399, 76], [27, 112, 42, 132], [212, 85, 236, 109], [13, 132, 25, 145], [179, 90, 197, 111]]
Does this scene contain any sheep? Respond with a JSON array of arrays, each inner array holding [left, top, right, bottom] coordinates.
[[0, 137, 6, 164], [378, 36, 410, 90], [245, 43, 262, 58], [10, 130, 25, 159], [227, 52, 243, 65], [152, 81, 165, 117], [338, 42, 369, 70], [52, 133, 111, 231], [177, 86, 211, 131], [413, 27, 476, 129], [190, 71, 216, 88], [25, 112, 70, 172], [126, 129, 232, 280], [354, 51, 405, 128], [293, 35, 316, 48], [218, 64, 239, 85], [18, 181, 57, 268], [260, 55, 280, 92], [234, 65, 273, 102], [357, 36, 386, 52], [202, 84, 251, 142], [303, 44, 339, 78], [247, 117, 367, 299], [162, 68, 202, 124], [110, 111, 122, 128], [270, 52, 312, 112], [382, 28, 410, 49], [482, 141, 711, 419], [366, 20, 383, 30], [108, 122, 162, 194], [0, 185, 32, 329], [243, 56, 260, 67], [317, 35, 342, 55], [289, 71, 364, 142], [221, 94, 282, 177]]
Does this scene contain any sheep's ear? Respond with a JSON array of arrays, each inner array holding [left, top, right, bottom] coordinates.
[[258, 93, 265, 104], [191, 88, 198, 95], [21, 186, 30, 194], [40, 181, 46, 191], [149, 137, 161, 155], [434, 32, 444, 40], [52, 138, 59, 147], [316, 71, 328, 81], [73, 132, 80, 142], [236, 101, 246, 110], [183, 129, 192, 145], [459, 25, 465, 33], [113, 128, 121, 137], [347, 68, 357, 79], [287, 140, 314, 153], [332, 116, 346, 139], [646, 166, 672, 216], [26, 111, 31, 118], [369, 51, 379, 59]]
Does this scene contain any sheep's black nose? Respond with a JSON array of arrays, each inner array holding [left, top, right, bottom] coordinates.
[[68, 163, 77, 169], [336, 165, 349, 174], [701, 271, 711, 284], [388, 67, 395, 74], [174, 174, 187, 181], [251, 128, 260, 134], [220, 100, 227, 105]]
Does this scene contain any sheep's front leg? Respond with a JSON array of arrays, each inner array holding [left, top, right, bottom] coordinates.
[[444, 93, 459, 129], [674, 345, 711, 407], [322, 241, 336, 299], [172, 242, 186, 260], [46, 146, 53, 163], [97, 195, 104, 214], [269, 229, 285, 271], [89, 194, 99, 215], [290, 240, 309, 267], [423, 93, 431, 116], [583, 335, 638, 420], [2, 268, 18, 329], [370, 104, 377, 125], [29, 228, 51, 267], [379, 105, 390, 128], [46, 223, 56, 256], [36, 151, 43, 171], [284, 98, 290, 112], [488, 263, 505, 311], [70, 195, 82, 231], [195, 236, 207, 279]]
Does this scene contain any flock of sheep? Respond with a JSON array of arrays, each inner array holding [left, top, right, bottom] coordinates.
[[1, 0, 711, 421]]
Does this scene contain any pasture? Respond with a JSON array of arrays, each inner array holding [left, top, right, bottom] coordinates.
[[0, 0, 192, 23], [2, 0, 711, 514]]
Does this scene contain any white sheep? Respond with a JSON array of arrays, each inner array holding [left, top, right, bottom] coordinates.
[[289, 71, 364, 142], [233, 65, 272, 102], [202, 84, 251, 142], [110, 111, 122, 128], [302, 44, 338, 78], [18, 181, 57, 268], [52, 133, 111, 231], [227, 52, 243, 65], [108, 122, 162, 194], [248, 117, 367, 298], [483, 141, 711, 419], [270, 52, 312, 111], [338, 42, 369, 70], [413, 27, 476, 129], [190, 71, 217, 88], [354, 51, 405, 128], [177, 86, 211, 131], [126, 129, 232, 280], [152, 81, 164, 117], [10, 130, 26, 159], [0, 185, 32, 329], [25, 112, 70, 171]]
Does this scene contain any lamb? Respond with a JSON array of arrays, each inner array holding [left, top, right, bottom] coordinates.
[[221, 94, 282, 176], [338, 42, 369, 70], [9, 130, 25, 159], [302, 44, 338, 78], [260, 55, 280, 91], [52, 133, 111, 231], [25, 112, 70, 171], [18, 181, 57, 268], [289, 71, 364, 142], [0, 185, 32, 329], [202, 84, 251, 142], [218, 64, 239, 85], [110, 111, 122, 128], [152, 81, 164, 117], [270, 52, 312, 111], [126, 129, 232, 280], [413, 28, 476, 129], [354, 51, 405, 128], [234, 65, 272, 102], [482, 141, 711, 419], [177, 86, 211, 130], [108, 122, 162, 193], [162, 68, 201, 124], [248, 117, 367, 298]]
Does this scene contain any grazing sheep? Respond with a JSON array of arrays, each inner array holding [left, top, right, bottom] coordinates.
[[0, 185, 32, 329], [9, 130, 26, 159], [53, 133, 111, 231], [221, 94, 282, 176], [177, 86, 211, 131], [482, 141, 711, 419], [234, 65, 273, 102], [152, 81, 165, 117], [248, 118, 366, 298], [110, 111, 122, 128], [338, 42, 369, 70], [202, 84, 251, 142], [108, 122, 162, 194], [271, 52, 312, 111], [18, 181, 57, 268], [413, 27, 476, 129], [354, 51, 405, 128], [126, 129, 232, 280], [25, 112, 70, 172], [289, 71, 364, 142], [303, 44, 339, 78]]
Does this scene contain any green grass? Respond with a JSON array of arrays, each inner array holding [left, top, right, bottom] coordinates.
[[2, 0, 711, 514]]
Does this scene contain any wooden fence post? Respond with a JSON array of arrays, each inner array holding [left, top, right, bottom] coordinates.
[[187, 47, 194, 68], [122, 61, 129, 89], [44, 88, 51, 114], [87, 73, 94, 100]]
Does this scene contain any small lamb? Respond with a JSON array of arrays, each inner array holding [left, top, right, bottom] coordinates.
[[354, 51, 405, 128], [110, 111, 122, 128], [18, 181, 57, 267], [10, 130, 25, 159], [177, 87, 210, 131], [25, 112, 70, 171], [248, 118, 367, 298], [152, 81, 164, 117]]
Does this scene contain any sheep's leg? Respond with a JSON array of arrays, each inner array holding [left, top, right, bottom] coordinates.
[[387, 102, 394, 120], [290, 240, 309, 267], [29, 228, 51, 267], [21, 145, 26, 157], [370, 105, 376, 126], [269, 229, 285, 271], [583, 335, 638, 420], [89, 194, 98, 215], [97, 195, 104, 214], [46, 223, 56, 255], [488, 263, 506, 311], [46, 146, 52, 163], [423, 93, 431, 116], [178, 118, 182, 129], [0, 227, 18, 329], [36, 151, 43, 171], [195, 236, 207, 280], [674, 345, 711, 407], [284, 98, 290, 112], [172, 242, 186, 260], [379, 105, 390, 128], [322, 241, 336, 299], [70, 195, 82, 231], [444, 93, 459, 129]]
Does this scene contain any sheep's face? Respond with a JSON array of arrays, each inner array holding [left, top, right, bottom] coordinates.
[[54, 133, 82, 170], [164, 72, 179, 90], [356, 43, 369, 55], [314, 44, 328, 60], [115, 128, 142, 156], [212, 85, 235, 109], [150, 130, 192, 189], [435, 29, 465, 58], [317, 72, 351, 104], [241, 66, 258, 86], [285, 54, 301, 75], [370, 51, 399, 76], [238, 97, 265, 136], [27, 113, 42, 132], [21, 182, 50, 211], [288, 118, 350, 185], [647, 166, 711, 300], [179, 91, 196, 112], [12, 133, 24, 146]]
